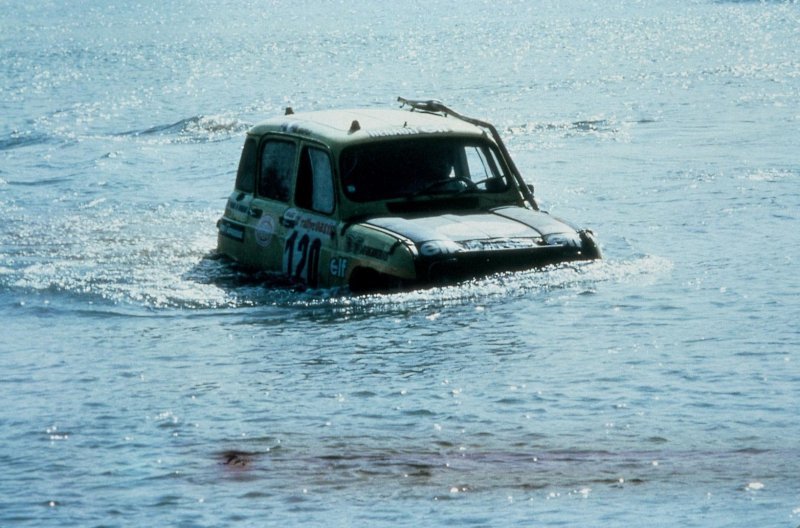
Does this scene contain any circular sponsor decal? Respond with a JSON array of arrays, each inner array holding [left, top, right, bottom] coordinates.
[[255, 215, 276, 247]]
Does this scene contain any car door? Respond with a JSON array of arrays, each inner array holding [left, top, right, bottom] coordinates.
[[246, 136, 298, 273], [279, 143, 339, 288]]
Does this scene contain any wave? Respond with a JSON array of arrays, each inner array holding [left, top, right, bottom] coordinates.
[[504, 117, 641, 145], [0, 189, 671, 312], [287, 254, 672, 315], [178, 253, 673, 316], [4, 176, 75, 187], [2, 114, 250, 153], [714, 0, 796, 3], [0, 130, 53, 151], [1, 237, 671, 314], [117, 115, 251, 144]]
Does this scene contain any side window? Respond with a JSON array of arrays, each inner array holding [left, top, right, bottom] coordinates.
[[464, 145, 494, 180], [464, 145, 507, 192], [258, 139, 296, 202], [235, 137, 257, 193], [295, 146, 335, 214]]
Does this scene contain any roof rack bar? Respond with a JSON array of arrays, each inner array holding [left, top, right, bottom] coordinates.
[[397, 97, 538, 210]]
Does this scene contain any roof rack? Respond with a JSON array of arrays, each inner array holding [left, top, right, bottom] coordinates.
[[397, 97, 538, 210]]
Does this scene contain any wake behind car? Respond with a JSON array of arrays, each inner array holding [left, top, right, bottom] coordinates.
[[217, 98, 601, 292]]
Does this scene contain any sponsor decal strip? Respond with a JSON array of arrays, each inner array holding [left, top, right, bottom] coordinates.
[[366, 126, 452, 138]]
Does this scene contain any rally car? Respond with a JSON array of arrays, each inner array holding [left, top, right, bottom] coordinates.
[[217, 98, 601, 292]]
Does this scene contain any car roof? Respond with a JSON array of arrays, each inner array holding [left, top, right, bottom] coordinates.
[[248, 108, 487, 146]]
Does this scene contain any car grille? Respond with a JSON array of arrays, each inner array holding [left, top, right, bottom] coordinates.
[[418, 244, 590, 283]]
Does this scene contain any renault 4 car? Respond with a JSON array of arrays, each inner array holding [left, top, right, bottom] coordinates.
[[217, 98, 601, 292]]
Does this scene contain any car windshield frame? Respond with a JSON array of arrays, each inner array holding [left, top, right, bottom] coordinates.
[[339, 136, 511, 203]]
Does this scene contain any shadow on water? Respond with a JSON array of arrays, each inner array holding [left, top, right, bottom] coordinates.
[[209, 444, 798, 495]]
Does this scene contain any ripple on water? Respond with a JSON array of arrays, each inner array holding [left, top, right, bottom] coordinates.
[[2, 194, 671, 313], [59, 258, 666, 314]]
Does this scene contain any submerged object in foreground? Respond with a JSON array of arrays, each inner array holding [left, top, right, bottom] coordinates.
[[217, 98, 601, 292]]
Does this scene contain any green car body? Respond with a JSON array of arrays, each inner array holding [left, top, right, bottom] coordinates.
[[217, 99, 601, 292]]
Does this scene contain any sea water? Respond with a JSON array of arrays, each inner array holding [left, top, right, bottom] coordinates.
[[1, 0, 799, 526]]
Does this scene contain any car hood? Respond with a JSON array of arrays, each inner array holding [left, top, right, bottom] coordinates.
[[365, 206, 580, 251]]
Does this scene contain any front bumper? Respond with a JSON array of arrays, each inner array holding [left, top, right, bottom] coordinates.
[[416, 231, 600, 283]]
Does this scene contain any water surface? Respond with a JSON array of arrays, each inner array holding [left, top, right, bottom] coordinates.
[[2, 0, 799, 526]]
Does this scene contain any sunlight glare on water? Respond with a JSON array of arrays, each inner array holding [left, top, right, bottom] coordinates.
[[1, 0, 799, 526]]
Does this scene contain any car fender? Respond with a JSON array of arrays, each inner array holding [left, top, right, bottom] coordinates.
[[340, 223, 418, 283]]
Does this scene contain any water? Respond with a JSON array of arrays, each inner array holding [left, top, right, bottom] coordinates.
[[2, 0, 799, 525]]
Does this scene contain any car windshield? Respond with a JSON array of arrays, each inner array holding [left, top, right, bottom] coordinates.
[[340, 137, 509, 202]]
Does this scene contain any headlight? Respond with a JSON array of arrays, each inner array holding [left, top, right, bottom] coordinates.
[[543, 232, 581, 248]]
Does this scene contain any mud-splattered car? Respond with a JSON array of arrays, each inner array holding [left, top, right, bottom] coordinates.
[[217, 98, 601, 292]]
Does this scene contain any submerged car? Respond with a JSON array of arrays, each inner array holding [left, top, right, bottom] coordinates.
[[217, 98, 601, 292]]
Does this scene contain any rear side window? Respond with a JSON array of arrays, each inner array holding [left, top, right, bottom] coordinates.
[[258, 139, 296, 202], [235, 137, 257, 193]]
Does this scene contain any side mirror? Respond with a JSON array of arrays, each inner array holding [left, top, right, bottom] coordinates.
[[527, 183, 535, 196]]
